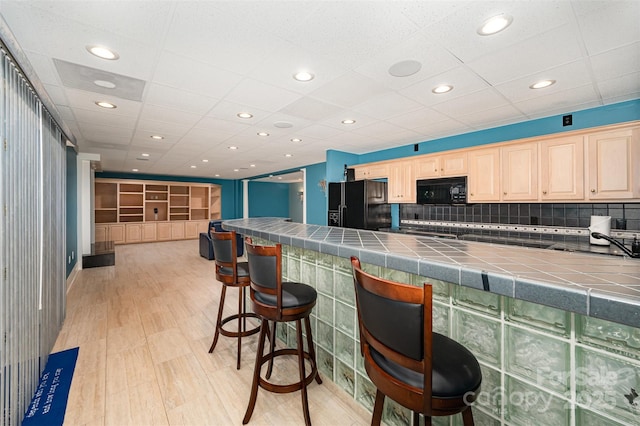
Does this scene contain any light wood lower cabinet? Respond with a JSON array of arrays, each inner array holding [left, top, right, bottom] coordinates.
[[156, 223, 172, 241], [95, 220, 208, 244]]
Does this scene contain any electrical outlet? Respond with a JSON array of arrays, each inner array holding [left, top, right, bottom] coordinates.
[[563, 114, 572, 126]]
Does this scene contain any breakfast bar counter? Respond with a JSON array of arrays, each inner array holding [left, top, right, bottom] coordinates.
[[223, 217, 640, 328], [222, 217, 640, 426]]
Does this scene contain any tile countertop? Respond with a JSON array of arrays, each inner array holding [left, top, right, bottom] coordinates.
[[222, 218, 640, 328]]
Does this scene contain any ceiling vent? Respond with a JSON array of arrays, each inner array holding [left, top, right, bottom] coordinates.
[[53, 59, 146, 102]]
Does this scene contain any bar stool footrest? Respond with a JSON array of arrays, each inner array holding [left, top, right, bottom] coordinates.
[[258, 348, 319, 394], [219, 312, 261, 339]]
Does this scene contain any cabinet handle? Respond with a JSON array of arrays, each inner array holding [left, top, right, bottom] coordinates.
[[470, 193, 474, 196], [591, 189, 596, 193], [542, 191, 547, 195], [503, 192, 507, 195]]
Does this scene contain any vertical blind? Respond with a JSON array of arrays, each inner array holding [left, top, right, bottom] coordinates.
[[0, 48, 67, 426]]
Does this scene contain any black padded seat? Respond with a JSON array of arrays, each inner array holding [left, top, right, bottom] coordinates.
[[219, 262, 249, 278], [253, 282, 317, 308], [370, 332, 482, 397]]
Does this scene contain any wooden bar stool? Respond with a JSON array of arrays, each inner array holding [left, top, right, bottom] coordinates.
[[242, 241, 322, 426], [208, 230, 260, 370], [351, 256, 482, 426]]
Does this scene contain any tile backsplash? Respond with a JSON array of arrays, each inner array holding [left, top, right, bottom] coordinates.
[[400, 202, 640, 231]]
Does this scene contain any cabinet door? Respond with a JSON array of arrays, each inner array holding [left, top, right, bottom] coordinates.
[[125, 223, 142, 243], [440, 152, 467, 176], [142, 223, 156, 242], [184, 221, 201, 239], [388, 161, 415, 203], [501, 143, 538, 201], [95, 225, 108, 243], [468, 148, 501, 202], [156, 223, 172, 241], [171, 222, 185, 240], [414, 156, 440, 178], [587, 128, 639, 199], [540, 136, 584, 200], [110, 224, 126, 245], [354, 163, 388, 180]]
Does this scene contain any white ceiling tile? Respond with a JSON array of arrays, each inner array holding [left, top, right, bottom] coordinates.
[[279, 96, 344, 121], [465, 24, 584, 85], [420, 1, 575, 63], [72, 108, 137, 129], [412, 119, 473, 139], [353, 92, 423, 120], [514, 85, 600, 117], [577, 1, 640, 55], [308, 72, 389, 109], [399, 66, 492, 107], [151, 51, 243, 100], [64, 88, 142, 117], [135, 120, 190, 138], [355, 33, 462, 90], [590, 42, 640, 82], [206, 101, 271, 123], [493, 60, 593, 103], [386, 107, 455, 130], [430, 88, 509, 117], [138, 104, 201, 128], [456, 104, 527, 128], [193, 116, 250, 135], [145, 83, 219, 115], [225, 78, 302, 113], [297, 124, 343, 140], [598, 72, 640, 102]]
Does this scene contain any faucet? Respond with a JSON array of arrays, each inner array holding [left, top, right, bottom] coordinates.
[[590, 232, 640, 258]]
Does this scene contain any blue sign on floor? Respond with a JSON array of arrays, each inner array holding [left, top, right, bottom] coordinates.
[[22, 347, 79, 426]]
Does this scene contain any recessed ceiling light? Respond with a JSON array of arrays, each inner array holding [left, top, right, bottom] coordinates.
[[432, 84, 453, 94], [388, 60, 422, 77], [141, 153, 150, 157], [132, 168, 138, 172], [86, 45, 119, 60], [234, 169, 239, 172], [150, 135, 164, 140], [250, 164, 256, 167], [342, 119, 356, 125], [95, 101, 116, 109], [293, 71, 314, 82], [93, 79, 116, 89], [529, 79, 556, 89], [190, 165, 196, 169], [285, 154, 292, 157], [257, 132, 269, 137], [478, 14, 513, 36], [215, 174, 220, 177], [228, 146, 238, 150], [237, 112, 253, 119], [291, 138, 302, 142], [277, 176, 282, 180], [202, 159, 209, 163]]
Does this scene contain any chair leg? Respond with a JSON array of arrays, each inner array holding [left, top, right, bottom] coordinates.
[[412, 411, 420, 426], [371, 390, 385, 426], [304, 316, 322, 384], [243, 318, 268, 425], [236, 286, 243, 369], [296, 319, 311, 426], [266, 321, 277, 379], [461, 407, 475, 426], [208, 284, 227, 353]]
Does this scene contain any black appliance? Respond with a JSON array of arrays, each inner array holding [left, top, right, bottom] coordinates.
[[416, 176, 467, 204], [328, 180, 390, 230]]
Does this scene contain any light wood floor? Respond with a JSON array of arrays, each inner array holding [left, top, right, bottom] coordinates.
[[54, 239, 371, 425]]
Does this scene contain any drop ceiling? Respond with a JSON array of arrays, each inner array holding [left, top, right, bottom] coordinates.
[[0, 1, 638, 180]]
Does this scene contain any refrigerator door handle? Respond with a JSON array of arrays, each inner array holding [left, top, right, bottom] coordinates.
[[339, 204, 346, 227]]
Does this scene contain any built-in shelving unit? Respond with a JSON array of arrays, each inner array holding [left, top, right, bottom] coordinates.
[[94, 178, 222, 244]]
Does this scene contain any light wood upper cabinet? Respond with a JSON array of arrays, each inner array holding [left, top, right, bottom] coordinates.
[[540, 135, 585, 200], [501, 143, 538, 201], [468, 147, 501, 202], [353, 163, 389, 180], [388, 160, 415, 203], [414, 152, 467, 179], [587, 128, 639, 200]]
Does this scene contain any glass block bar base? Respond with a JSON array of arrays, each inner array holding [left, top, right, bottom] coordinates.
[[252, 238, 640, 426]]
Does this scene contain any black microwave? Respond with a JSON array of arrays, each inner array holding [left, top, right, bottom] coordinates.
[[416, 176, 467, 204]]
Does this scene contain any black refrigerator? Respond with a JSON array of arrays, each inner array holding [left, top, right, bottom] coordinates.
[[327, 180, 390, 230]]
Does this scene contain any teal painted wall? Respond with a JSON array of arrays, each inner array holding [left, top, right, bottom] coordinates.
[[304, 162, 328, 225], [66, 147, 78, 277], [96, 172, 239, 219], [326, 150, 359, 183], [248, 181, 289, 217]]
